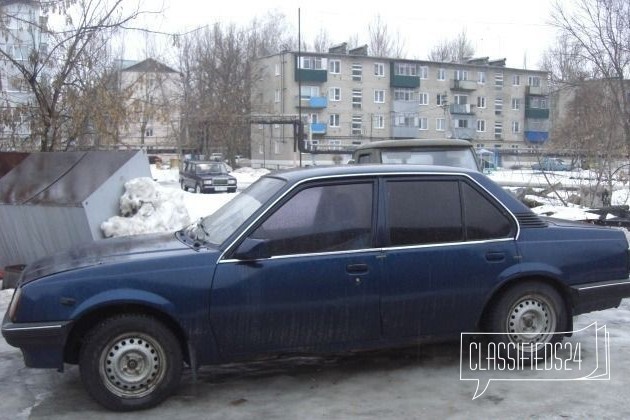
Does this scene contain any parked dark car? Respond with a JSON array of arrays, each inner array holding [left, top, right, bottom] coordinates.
[[3, 165, 630, 411], [179, 160, 237, 193], [531, 157, 570, 171], [351, 139, 481, 171]]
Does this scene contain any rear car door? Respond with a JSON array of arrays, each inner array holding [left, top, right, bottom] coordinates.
[[379, 175, 519, 338], [210, 179, 382, 356]]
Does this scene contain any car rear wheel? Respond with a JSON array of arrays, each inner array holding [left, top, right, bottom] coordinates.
[[487, 281, 566, 361], [195, 184, 202, 194], [79, 314, 182, 411]]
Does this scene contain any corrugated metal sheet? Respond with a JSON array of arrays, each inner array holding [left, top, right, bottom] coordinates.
[[0, 150, 151, 268]]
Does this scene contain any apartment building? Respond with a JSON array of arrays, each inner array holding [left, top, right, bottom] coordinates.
[[0, 0, 47, 150], [116, 58, 181, 151], [251, 45, 550, 167]]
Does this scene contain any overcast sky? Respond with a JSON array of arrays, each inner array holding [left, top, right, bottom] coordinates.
[[135, 0, 559, 70]]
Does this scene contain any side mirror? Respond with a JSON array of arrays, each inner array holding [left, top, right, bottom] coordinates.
[[233, 238, 272, 261]]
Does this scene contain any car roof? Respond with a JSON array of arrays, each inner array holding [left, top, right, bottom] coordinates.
[[353, 139, 474, 151]]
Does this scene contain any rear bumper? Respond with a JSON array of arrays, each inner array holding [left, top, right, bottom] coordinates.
[[571, 278, 630, 315], [2, 313, 72, 370]]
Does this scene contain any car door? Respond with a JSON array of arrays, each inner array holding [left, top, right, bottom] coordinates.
[[210, 180, 382, 356], [379, 176, 518, 338]]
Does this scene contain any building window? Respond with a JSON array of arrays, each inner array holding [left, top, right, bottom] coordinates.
[[477, 96, 486, 108], [395, 113, 419, 127], [494, 121, 503, 139], [419, 92, 429, 105], [477, 119, 486, 132], [511, 98, 521, 110], [494, 72, 504, 88], [529, 97, 548, 109], [478, 71, 486, 84], [437, 68, 446, 81], [437, 93, 447, 106], [374, 114, 384, 129], [275, 63, 281, 76], [352, 89, 362, 109], [145, 127, 153, 137], [454, 69, 468, 81], [394, 88, 415, 101], [420, 66, 429, 79], [454, 94, 468, 105], [300, 85, 320, 99], [329, 87, 341, 101], [329, 59, 340, 74], [436, 118, 445, 131], [454, 119, 469, 128], [419, 117, 428, 130], [308, 113, 319, 124], [528, 76, 541, 87], [512, 75, 520, 86], [495, 97, 503, 115], [394, 62, 417, 76], [352, 115, 362, 135], [512, 121, 520, 133], [374, 89, 385, 103], [274, 89, 281, 103], [299, 56, 325, 70], [329, 114, 340, 127], [352, 64, 362, 81], [374, 62, 385, 77]]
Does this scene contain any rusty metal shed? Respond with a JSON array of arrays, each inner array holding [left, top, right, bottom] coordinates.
[[0, 150, 151, 268]]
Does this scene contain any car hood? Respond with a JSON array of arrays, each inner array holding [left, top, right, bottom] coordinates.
[[21, 232, 192, 284]]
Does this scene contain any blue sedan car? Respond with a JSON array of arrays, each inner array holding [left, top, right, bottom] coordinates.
[[3, 165, 630, 410]]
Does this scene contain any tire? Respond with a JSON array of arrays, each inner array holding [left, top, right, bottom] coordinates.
[[487, 281, 567, 361], [195, 184, 202, 194], [180, 180, 187, 191], [79, 314, 183, 411]]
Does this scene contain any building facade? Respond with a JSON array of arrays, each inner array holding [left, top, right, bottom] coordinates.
[[0, 0, 47, 150], [251, 46, 550, 167], [116, 58, 181, 152]]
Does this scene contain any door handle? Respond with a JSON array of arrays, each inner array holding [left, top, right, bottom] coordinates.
[[485, 252, 506, 262], [346, 263, 369, 274]]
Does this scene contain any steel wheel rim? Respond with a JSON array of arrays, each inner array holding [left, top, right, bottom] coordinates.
[[506, 294, 556, 348], [99, 332, 167, 399]]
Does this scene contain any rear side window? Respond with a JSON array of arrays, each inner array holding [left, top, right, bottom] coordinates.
[[462, 183, 513, 239], [386, 180, 463, 246]]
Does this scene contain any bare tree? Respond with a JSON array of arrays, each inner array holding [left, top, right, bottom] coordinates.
[[368, 14, 406, 58], [428, 30, 474, 63], [312, 28, 331, 53], [0, 0, 148, 151], [551, 0, 630, 149]]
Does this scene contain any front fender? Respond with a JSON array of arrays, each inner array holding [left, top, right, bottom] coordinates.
[[70, 288, 177, 320]]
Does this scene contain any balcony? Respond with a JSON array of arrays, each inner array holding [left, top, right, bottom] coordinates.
[[525, 108, 550, 119], [390, 74, 420, 88], [295, 96, 328, 109], [524, 131, 549, 144], [450, 79, 477, 91], [526, 86, 545, 96], [310, 123, 327, 134], [392, 126, 419, 138], [393, 99, 421, 113], [450, 104, 474, 114], [295, 68, 327, 83], [452, 127, 475, 140]]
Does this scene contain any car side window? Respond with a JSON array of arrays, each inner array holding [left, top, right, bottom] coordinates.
[[387, 180, 463, 246], [462, 182, 513, 240], [356, 153, 373, 163], [250, 182, 373, 256]]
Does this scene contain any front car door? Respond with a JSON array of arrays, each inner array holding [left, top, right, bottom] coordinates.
[[210, 179, 382, 357], [379, 175, 519, 338]]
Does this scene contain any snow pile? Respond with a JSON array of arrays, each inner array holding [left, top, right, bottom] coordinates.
[[101, 177, 191, 238]]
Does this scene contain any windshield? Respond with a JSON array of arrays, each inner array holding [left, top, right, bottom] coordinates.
[[183, 176, 286, 246], [381, 148, 479, 171], [196, 163, 224, 174]]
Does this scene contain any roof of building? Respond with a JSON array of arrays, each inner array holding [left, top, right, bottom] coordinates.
[[121, 58, 178, 74]]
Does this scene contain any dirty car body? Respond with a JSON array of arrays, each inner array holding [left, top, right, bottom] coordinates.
[[3, 165, 630, 411]]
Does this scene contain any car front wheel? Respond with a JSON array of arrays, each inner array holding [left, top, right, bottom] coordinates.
[[79, 314, 183, 411], [180, 180, 187, 191], [487, 281, 566, 361]]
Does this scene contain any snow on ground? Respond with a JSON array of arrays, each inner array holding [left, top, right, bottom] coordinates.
[[101, 166, 270, 238]]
